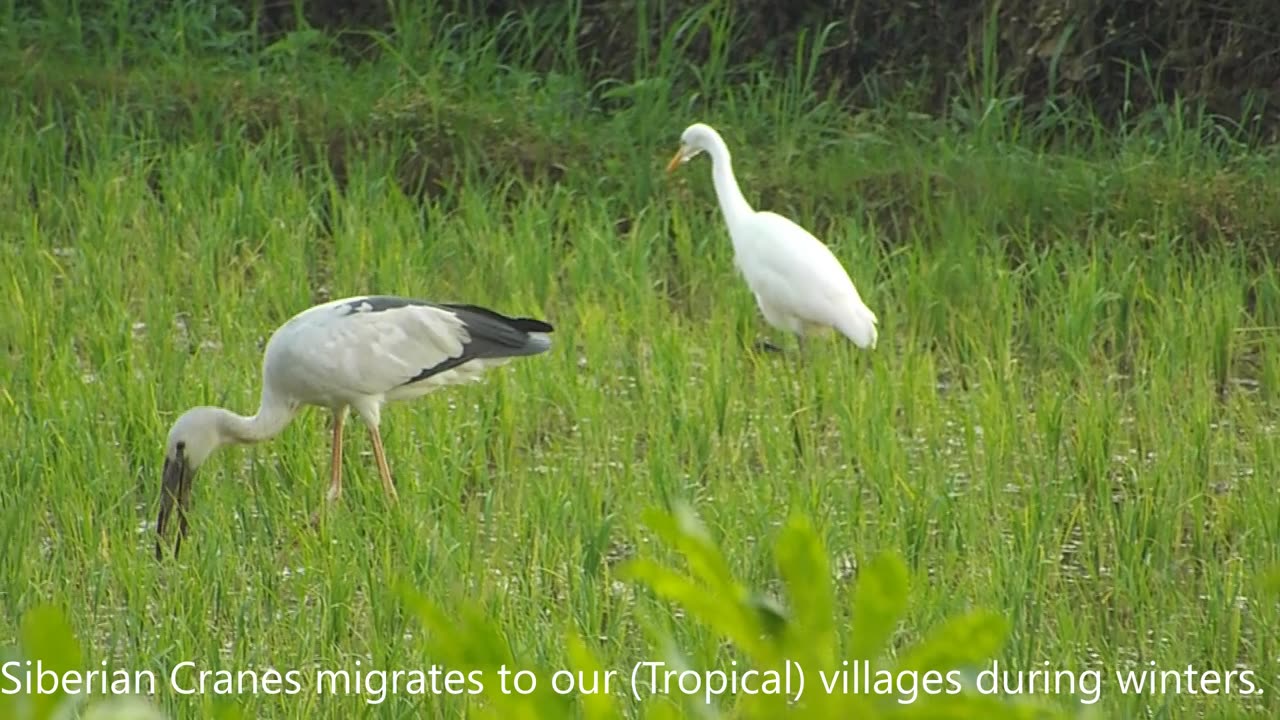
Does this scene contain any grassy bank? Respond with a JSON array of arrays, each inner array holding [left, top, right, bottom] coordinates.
[[1, 5, 1278, 719]]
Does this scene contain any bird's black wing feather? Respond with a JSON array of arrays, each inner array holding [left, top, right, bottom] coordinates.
[[392, 301, 553, 386], [337, 295, 427, 315], [437, 302, 555, 335]]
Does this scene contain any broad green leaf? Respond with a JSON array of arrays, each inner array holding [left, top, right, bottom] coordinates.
[[565, 630, 621, 720], [620, 558, 767, 659], [20, 605, 82, 720], [398, 585, 578, 717], [80, 697, 168, 720], [210, 700, 244, 720], [453, 604, 523, 668], [775, 515, 834, 667], [395, 582, 514, 668], [728, 670, 793, 718], [1260, 565, 1280, 596], [848, 553, 909, 667], [0, 646, 19, 720], [746, 591, 789, 640], [894, 611, 1008, 676], [639, 695, 683, 720], [890, 689, 1069, 719], [642, 505, 738, 594], [624, 635, 732, 719]]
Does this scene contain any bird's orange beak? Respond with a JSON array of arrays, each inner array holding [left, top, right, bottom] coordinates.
[[665, 149, 683, 174]]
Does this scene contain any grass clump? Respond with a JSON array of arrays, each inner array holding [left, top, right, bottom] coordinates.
[[5, 509, 1078, 719]]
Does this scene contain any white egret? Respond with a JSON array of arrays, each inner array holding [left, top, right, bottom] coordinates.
[[666, 122, 878, 352], [155, 295, 554, 559]]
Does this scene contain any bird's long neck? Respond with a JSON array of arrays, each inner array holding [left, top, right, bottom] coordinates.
[[217, 386, 297, 446], [706, 135, 753, 230]]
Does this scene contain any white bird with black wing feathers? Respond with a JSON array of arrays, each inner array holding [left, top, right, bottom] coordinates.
[[666, 122, 879, 352], [155, 295, 554, 559]]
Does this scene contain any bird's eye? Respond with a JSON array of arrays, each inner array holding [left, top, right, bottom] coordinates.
[[176, 441, 186, 453]]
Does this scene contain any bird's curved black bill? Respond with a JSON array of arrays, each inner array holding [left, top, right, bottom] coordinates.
[[156, 454, 194, 560]]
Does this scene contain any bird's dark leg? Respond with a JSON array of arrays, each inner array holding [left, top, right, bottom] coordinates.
[[369, 424, 399, 503], [752, 338, 786, 354]]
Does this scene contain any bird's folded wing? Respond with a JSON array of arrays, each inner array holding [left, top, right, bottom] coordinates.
[[291, 305, 470, 396]]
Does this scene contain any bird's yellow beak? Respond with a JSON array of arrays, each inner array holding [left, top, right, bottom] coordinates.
[[665, 148, 684, 174]]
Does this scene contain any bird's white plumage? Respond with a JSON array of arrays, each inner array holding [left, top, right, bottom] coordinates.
[[732, 211, 879, 347], [668, 123, 879, 350], [263, 298, 518, 417]]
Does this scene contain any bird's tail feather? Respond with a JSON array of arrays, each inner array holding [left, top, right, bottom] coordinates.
[[837, 304, 879, 350], [524, 331, 553, 354], [509, 317, 554, 334]]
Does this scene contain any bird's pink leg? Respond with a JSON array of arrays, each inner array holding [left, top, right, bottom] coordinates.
[[326, 410, 346, 502], [310, 410, 348, 529], [368, 424, 399, 503]]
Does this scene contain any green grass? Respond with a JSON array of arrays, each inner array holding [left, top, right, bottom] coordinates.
[[2, 4, 1279, 719]]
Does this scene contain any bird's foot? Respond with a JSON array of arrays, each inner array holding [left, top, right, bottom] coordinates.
[[308, 503, 336, 530], [310, 482, 343, 529], [751, 339, 786, 355]]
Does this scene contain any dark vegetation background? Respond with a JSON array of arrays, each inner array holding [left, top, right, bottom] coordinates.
[[8, 0, 1279, 261], [249, 0, 1280, 141], [19, 0, 1280, 139]]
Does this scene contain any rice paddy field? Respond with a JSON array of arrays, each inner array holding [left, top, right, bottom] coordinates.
[[1, 5, 1279, 719]]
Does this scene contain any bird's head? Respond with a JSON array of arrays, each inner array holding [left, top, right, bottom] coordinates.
[[666, 122, 721, 173], [166, 406, 226, 469], [156, 406, 226, 560]]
